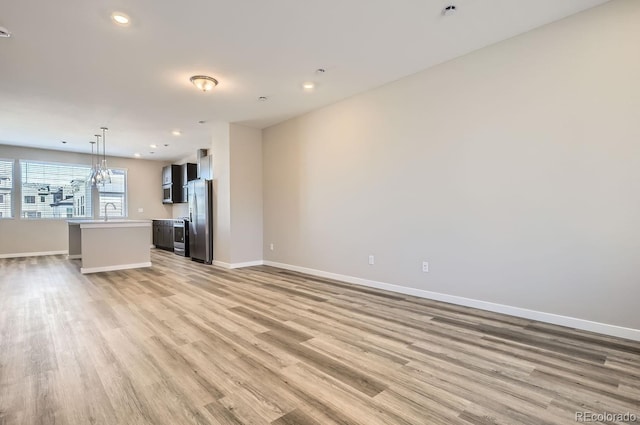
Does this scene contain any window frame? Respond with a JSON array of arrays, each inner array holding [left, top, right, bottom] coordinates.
[[98, 168, 129, 219]]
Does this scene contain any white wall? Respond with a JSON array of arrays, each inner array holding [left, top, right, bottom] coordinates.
[[230, 124, 263, 264], [208, 123, 263, 266], [211, 123, 232, 263], [262, 0, 640, 331], [0, 145, 171, 256]]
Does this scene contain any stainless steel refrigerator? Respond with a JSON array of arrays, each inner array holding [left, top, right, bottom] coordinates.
[[188, 179, 213, 264]]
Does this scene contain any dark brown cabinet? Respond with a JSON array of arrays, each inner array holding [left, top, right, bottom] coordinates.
[[152, 220, 174, 251], [162, 163, 196, 204], [180, 163, 198, 203], [162, 164, 180, 185], [162, 165, 182, 204]]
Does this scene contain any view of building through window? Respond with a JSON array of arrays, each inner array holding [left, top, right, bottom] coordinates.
[[1, 160, 127, 219], [21, 160, 93, 219]]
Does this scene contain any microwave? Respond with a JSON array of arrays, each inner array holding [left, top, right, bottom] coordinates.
[[162, 183, 173, 204]]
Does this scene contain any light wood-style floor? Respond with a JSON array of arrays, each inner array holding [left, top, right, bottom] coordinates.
[[1, 251, 639, 425]]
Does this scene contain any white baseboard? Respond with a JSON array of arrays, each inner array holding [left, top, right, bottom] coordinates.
[[263, 260, 640, 342], [67, 254, 82, 260], [214, 260, 264, 269], [81, 262, 152, 274], [230, 260, 264, 269], [213, 260, 232, 269], [0, 250, 68, 259]]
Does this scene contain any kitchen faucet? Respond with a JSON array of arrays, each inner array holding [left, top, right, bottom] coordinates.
[[104, 202, 117, 221]]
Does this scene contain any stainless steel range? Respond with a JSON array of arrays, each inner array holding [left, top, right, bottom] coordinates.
[[173, 218, 190, 257]]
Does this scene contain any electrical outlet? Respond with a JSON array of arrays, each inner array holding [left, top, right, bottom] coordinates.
[[269, 243, 274, 251], [368, 255, 375, 265], [138, 208, 144, 213], [422, 261, 429, 272]]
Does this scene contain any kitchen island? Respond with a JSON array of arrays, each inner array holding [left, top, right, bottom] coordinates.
[[67, 219, 152, 274]]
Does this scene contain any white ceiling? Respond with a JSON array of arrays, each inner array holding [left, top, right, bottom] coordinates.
[[0, 0, 609, 161]]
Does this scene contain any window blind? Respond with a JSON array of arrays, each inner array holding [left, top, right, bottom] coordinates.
[[0, 159, 13, 218], [20, 160, 92, 219]]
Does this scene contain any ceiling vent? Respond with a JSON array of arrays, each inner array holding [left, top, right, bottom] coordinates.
[[442, 5, 457, 16], [0, 26, 11, 38]]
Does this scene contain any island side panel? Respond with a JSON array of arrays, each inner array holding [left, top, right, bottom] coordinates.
[[80, 224, 152, 273], [68, 223, 82, 259]]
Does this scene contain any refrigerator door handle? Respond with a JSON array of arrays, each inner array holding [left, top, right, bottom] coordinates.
[[192, 193, 198, 236]]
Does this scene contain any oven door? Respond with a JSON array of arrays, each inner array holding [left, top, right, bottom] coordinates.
[[173, 221, 187, 256]]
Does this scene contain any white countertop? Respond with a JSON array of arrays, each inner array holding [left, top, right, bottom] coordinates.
[[67, 219, 152, 228]]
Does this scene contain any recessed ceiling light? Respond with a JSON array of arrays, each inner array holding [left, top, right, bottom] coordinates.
[[0, 26, 11, 38], [61, 140, 67, 144], [190, 75, 218, 92], [315, 68, 326, 74], [149, 151, 155, 154], [303, 82, 315, 90], [134, 153, 141, 158], [150, 144, 157, 148], [258, 96, 268, 101], [171, 130, 181, 136], [111, 12, 130, 26], [198, 120, 206, 124], [164, 144, 169, 147]]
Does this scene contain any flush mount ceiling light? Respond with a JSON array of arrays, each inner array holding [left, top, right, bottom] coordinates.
[[111, 12, 130, 26], [442, 5, 457, 16], [190, 75, 218, 92], [134, 153, 141, 158], [149, 144, 157, 149], [171, 130, 181, 136], [0, 26, 11, 38], [302, 82, 315, 90]]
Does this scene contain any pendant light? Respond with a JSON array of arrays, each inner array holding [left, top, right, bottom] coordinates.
[[98, 127, 113, 185], [88, 140, 97, 186], [87, 127, 113, 187], [88, 134, 103, 186]]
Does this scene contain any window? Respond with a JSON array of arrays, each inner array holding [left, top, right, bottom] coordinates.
[[0, 159, 13, 218], [20, 160, 92, 219], [99, 169, 127, 218]]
